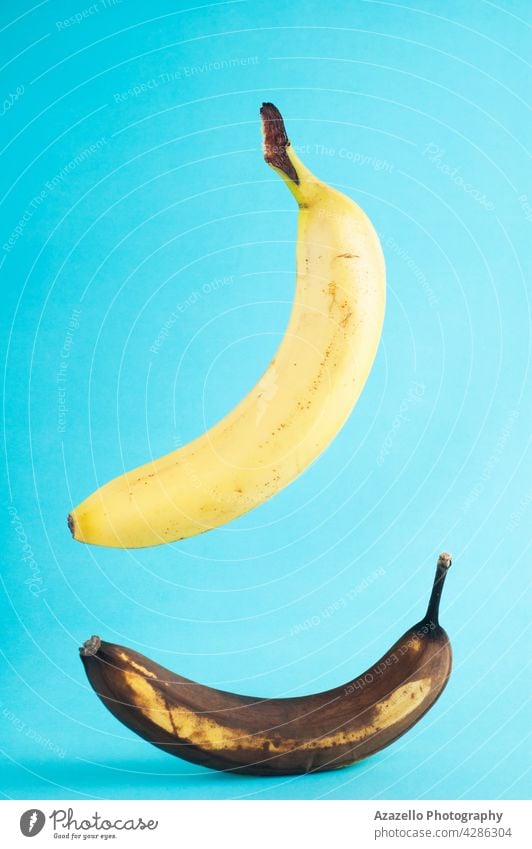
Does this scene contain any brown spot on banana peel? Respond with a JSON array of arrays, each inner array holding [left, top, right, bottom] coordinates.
[[79, 554, 452, 775], [340, 309, 353, 329]]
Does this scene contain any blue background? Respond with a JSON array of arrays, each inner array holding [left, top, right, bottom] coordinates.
[[1, 0, 530, 801]]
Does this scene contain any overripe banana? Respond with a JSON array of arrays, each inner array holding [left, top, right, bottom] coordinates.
[[68, 103, 386, 548], [80, 553, 452, 775]]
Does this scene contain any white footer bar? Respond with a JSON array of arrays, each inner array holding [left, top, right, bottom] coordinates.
[[2, 799, 529, 848]]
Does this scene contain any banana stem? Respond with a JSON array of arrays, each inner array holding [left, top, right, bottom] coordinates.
[[425, 552, 452, 626], [260, 102, 299, 184], [260, 102, 321, 206], [80, 635, 101, 657]]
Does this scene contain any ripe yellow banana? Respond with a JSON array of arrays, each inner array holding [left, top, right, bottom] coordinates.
[[68, 103, 386, 548], [80, 554, 452, 775]]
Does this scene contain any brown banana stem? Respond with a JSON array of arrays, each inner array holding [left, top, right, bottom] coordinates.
[[425, 551, 452, 626], [260, 102, 300, 185]]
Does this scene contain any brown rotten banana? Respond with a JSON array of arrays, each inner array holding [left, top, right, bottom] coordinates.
[[80, 553, 452, 775]]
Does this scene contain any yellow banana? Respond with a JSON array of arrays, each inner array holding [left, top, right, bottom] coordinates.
[[80, 553, 452, 775], [68, 103, 386, 548]]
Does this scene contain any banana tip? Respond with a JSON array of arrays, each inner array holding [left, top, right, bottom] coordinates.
[[67, 512, 75, 537], [438, 552, 452, 570], [80, 635, 101, 657]]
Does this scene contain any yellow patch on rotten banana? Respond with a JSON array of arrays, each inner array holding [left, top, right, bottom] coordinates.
[[123, 671, 255, 750], [118, 653, 157, 679], [122, 670, 431, 755], [373, 677, 431, 726], [299, 677, 432, 750]]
